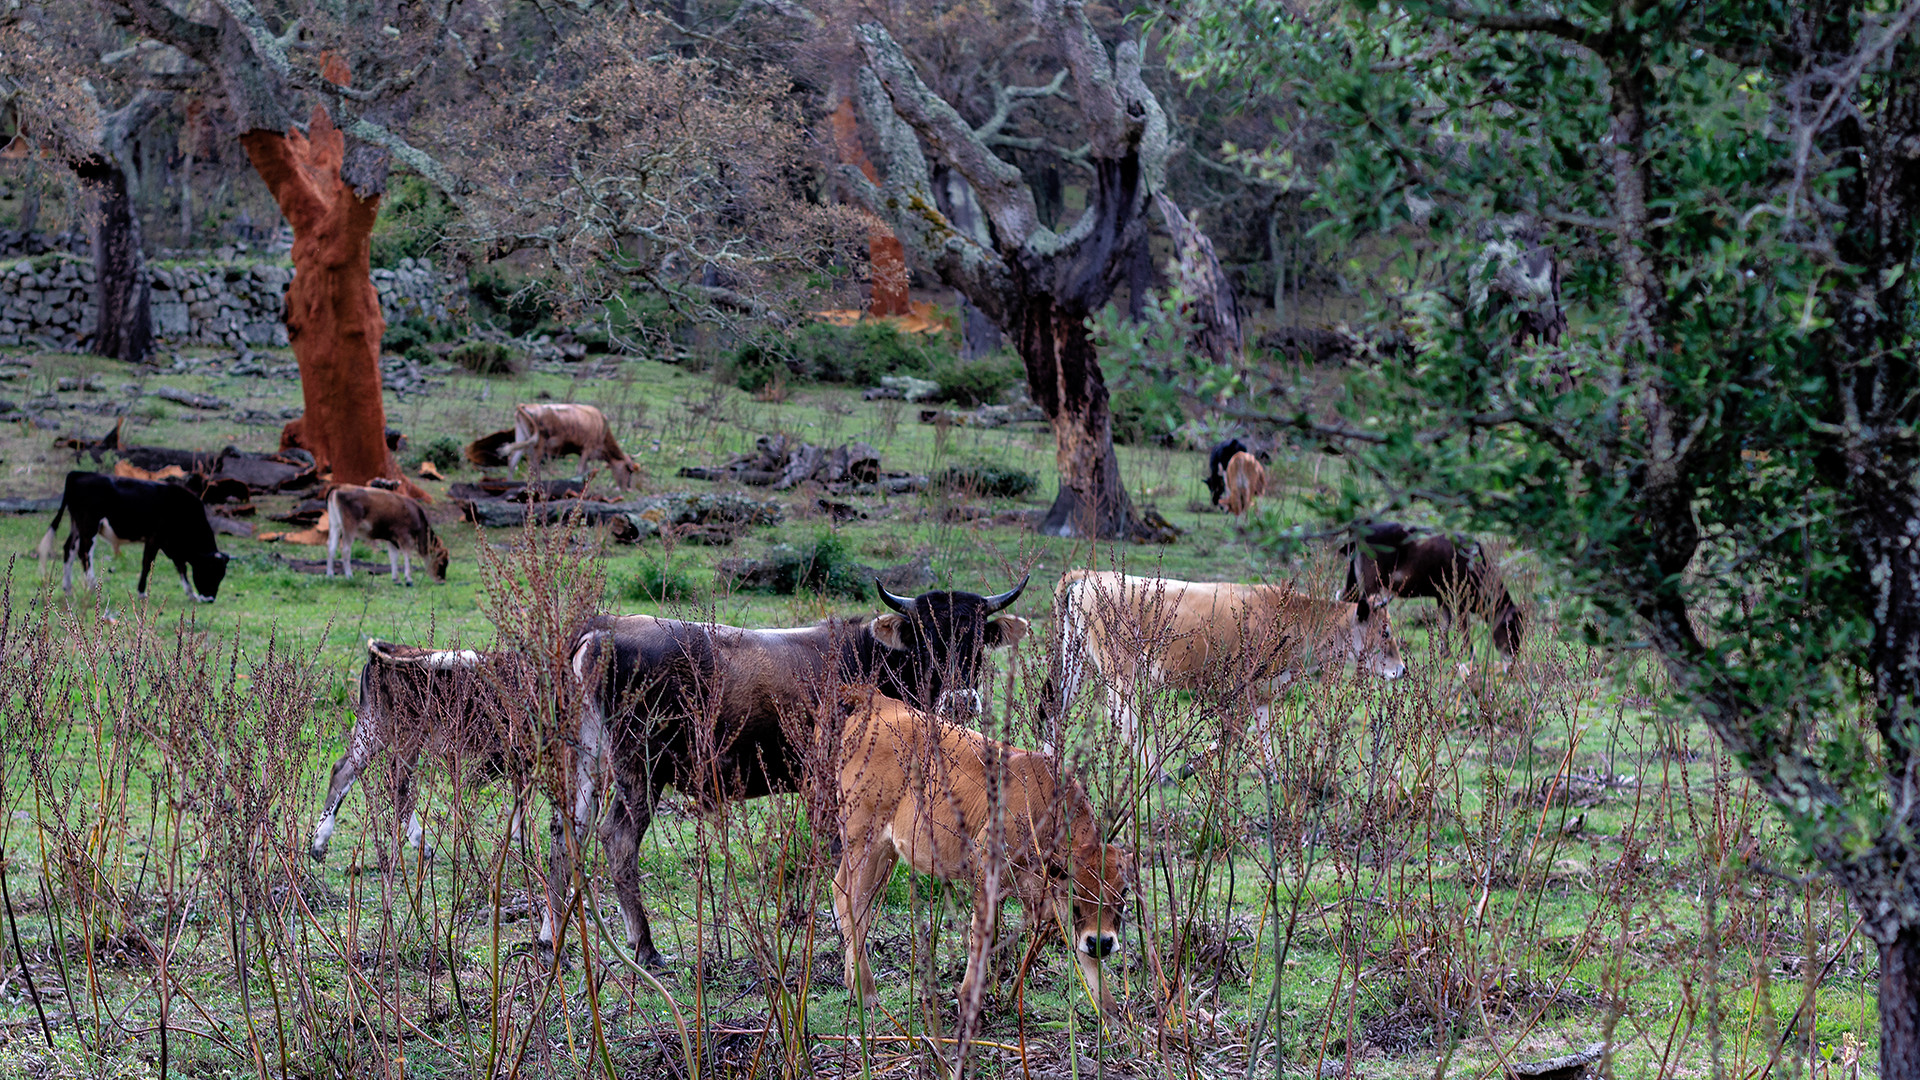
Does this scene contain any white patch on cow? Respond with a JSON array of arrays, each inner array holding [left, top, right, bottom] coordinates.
[[326, 490, 349, 578], [570, 634, 608, 836], [311, 812, 337, 857], [421, 649, 483, 670], [936, 688, 983, 719]]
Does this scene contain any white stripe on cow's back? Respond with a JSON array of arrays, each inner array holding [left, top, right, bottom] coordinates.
[[364, 638, 482, 669], [422, 650, 482, 670]]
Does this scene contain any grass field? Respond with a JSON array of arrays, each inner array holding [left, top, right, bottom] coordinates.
[[0, 340, 1877, 1079]]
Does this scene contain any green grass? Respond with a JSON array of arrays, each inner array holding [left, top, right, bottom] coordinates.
[[0, 339, 1875, 1079]]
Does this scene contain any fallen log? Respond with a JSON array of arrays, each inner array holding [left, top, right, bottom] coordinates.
[[152, 386, 228, 410]]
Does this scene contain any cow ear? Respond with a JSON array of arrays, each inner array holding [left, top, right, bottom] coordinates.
[[987, 615, 1029, 649], [869, 613, 908, 651]]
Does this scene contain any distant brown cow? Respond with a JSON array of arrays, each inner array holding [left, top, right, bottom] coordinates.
[[327, 485, 450, 585], [1222, 451, 1267, 517], [502, 403, 639, 489], [834, 692, 1132, 1013]]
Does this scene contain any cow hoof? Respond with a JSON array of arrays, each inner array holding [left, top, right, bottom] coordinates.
[[308, 845, 327, 863]]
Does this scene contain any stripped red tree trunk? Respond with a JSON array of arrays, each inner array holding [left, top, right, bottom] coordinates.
[[239, 107, 402, 490], [830, 96, 911, 317]]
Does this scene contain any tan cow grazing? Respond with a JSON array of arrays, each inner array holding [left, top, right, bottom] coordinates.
[[502, 403, 639, 489], [1221, 451, 1267, 517], [1052, 570, 1405, 776], [327, 485, 451, 585], [835, 692, 1132, 1013]]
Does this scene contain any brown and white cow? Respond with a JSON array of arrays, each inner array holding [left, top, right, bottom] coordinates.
[[1051, 570, 1404, 776], [834, 691, 1132, 1012], [311, 640, 540, 865], [557, 578, 1031, 968], [1221, 451, 1267, 517], [327, 485, 450, 585], [502, 403, 639, 490]]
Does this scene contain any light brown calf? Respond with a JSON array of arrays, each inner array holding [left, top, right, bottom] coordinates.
[[834, 692, 1132, 1013], [502, 403, 639, 489], [1221, 451, 1267, 517], [327, 485, 450, 585]]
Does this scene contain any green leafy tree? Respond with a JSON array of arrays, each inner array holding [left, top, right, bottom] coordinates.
[[1173, 0, 1920, 1070]]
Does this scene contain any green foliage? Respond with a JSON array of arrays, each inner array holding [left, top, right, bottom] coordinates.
[[936, 461, 1038, 499], [449, 341, 521, 376], [731, 342, 782, 392], [615, 557, 701, 603], [469, 266, 554, 337], [606, 291, 687, 345], [770, 321, 953, 386], [369, 175, 454, 269], [382, 317, 448, 366], [928, 352, 1023, 406], [1170, 0, 1920, 903], [1090, 291, 1220, 445], [738, 532, 870, 599], [1110, 383, 1186, 447], [413, 436, 463, 472]]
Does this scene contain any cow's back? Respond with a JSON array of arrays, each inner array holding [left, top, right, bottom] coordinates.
[[1063, 571, 1350, 689], [584, 615, 836, 797]]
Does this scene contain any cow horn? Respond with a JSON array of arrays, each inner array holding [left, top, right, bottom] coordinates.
[[983, 573, 1030, 614], [877, 583, 915, 615]]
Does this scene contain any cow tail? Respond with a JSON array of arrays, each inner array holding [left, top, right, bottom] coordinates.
[[36, 483, 70, 566]]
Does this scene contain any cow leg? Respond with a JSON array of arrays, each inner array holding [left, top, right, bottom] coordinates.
[[1112, 685, 1166, 783], [312, 730, 381, 861], [136, 541, 160, 598], [328, 523, 351, 579], [402, 550, 414, 587], [958, 873, 1003, 1010], [391, 751, 426, 868], [177, 562, 205, 603], [598, 777, 667, 969], [540, 808, 577, 960], [61, 529, 79, 593], [387, 545, 401, 584], [1247, 702, 1281, 778], [83, 530, 102, 589], [833, 822, 896, 1009]]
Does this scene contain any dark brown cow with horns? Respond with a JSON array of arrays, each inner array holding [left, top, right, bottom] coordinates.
[[553, 577, 1031, 968]]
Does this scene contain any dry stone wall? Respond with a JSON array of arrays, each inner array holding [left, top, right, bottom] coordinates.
[[0, 254, 464, 350]]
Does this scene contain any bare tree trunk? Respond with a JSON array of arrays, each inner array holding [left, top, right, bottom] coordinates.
[[1882, 926, 1920, 1079], [240, 106, 405, 491], [830, 95, 910, 317], [1017, 297, 1138, 538], [75, 91, 169, 365], [74, 155, 152, 364]]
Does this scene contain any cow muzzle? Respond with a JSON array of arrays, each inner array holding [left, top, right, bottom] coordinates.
[[935, 688, 983, 719], [1082, 932, 1117, 959]]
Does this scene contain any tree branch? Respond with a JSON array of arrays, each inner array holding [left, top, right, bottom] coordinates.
[[854, 22, 1044, 253]]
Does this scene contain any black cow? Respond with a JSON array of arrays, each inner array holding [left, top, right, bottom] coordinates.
[[1342, 523, 1522, 656], [1206, 439, 1250, 507], [553, 578, 1030, 968], [36, 471, 230, 601]]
